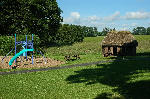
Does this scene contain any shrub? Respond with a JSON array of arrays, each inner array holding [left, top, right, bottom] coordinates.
[[0, 35, 40, 56], [55, 24, 84, 45]]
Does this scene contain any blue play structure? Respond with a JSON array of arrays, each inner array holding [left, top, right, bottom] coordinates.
[[2, 34, 47, 69], [15, 34, 34, 62], [9, 34, 34, 69], [9, 49, 34, 66]]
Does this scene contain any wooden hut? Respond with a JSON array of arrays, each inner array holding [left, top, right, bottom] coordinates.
[[102, 31, 138, 57]]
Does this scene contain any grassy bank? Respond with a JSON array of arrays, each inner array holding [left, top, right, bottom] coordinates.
[[45, 35, 150, 65]]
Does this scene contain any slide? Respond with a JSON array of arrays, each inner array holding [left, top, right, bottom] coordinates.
[[9, 49, 34, 66]]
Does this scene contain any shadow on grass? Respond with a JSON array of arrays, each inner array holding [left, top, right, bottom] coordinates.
[[136, 52, 150, 56], [66, 56, 150, 99]]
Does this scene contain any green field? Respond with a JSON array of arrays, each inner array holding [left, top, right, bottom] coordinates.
[[45, 35, 150, 65], [0, 35, 150, 99]]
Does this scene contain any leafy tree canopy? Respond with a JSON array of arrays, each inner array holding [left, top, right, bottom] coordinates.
[[0, 0, 63, 45]]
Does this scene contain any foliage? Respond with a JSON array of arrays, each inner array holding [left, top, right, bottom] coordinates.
[[0, 0, 62, 45], [0, 36, 14, 55], [83, 26, 99, 37], [55, 24, 100, 45], [0, 35, 40, 55], [146, 27, 150, 35], [100, 27, 116, 36], [132, 27, 148, 35], [55, 24, 84, 45]]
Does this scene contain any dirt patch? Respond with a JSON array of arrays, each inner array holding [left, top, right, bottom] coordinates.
[[0, 56, 65, 69]]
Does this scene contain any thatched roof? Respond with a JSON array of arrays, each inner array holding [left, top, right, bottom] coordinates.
[[102, 31, 138, 46]]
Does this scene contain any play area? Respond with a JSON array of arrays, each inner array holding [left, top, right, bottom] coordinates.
[[0, 56, 64, 69], [0, 34, 64, 69]]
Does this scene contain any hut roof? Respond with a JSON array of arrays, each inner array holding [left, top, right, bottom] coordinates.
[[102, 31, 138, 46]]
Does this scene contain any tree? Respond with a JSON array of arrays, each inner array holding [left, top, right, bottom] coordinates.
[[146, 27, 150, 35], [96, 32, 102, 36], [0, 0, 21, 35], [101, 27, 110, 36], [132, 27, 146, 35], [0, 0, 63, 45], [55, 24, 85, 45], [93, 27, 99, 36]]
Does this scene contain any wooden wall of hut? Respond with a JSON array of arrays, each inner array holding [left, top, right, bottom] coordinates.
[[102, 46, 136, 57]]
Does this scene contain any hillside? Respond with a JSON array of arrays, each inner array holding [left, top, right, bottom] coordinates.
[[45, 35, 150, 64]]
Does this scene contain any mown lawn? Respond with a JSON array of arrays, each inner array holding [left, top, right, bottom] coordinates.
[[0, 35, 150, 99], [0, 57, 150, 99]]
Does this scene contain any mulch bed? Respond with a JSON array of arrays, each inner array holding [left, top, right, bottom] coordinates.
[[0, 56, 65, 69]]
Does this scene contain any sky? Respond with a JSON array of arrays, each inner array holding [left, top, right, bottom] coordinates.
[[57, 0, 150, 31]]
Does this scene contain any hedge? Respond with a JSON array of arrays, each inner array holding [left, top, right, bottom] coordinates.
[[0, 35, 40, 56]]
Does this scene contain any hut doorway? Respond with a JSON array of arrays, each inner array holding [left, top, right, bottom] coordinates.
[[113, 46, 117, 56]]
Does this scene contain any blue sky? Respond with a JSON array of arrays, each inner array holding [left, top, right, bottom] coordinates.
[[57, 0, 150, 31]]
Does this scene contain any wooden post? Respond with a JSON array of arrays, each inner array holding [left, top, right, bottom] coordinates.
[[103, 47, 108, 57], [110, 47, 113, 55], [117, 47, 121, 55]]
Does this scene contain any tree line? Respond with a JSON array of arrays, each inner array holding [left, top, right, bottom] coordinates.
[[97, 27, 150, 36], [132, 27, 150, 35]]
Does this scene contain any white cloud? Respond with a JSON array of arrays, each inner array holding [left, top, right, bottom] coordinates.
[[63, 11, 150, 31], [103, 11, 120, 21], [124, 11, 150, 20], [70, 12, 80, 19], [119, 27, 129, 31], [88, 16, 101, 21], [122, 24, 128, 27], [131, 23, 138, 27], [63, 12, 81, 24]]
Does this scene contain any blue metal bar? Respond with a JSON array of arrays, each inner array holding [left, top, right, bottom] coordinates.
[[15, 34, 16, 63], [32, 34, 34, 64], [1, 49, 14, 63], [26, 35, 27, 61], [38, 50, 47, 64]]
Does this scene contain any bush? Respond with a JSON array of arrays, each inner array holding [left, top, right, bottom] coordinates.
[[55, 24, 84, 45], [0, 36, 15, 55], [0, 35, 40, 56]]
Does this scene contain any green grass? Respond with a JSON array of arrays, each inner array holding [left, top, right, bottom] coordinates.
[[135, 35, 150, 53], [0, 58, 150, 99], [1, 35, 150, 70], [45, 35, 150, 65], [45, 36, 104, 56], [45, 35, 150, 56], [43, 36, 110, 67], [0, 35, 150, 99]]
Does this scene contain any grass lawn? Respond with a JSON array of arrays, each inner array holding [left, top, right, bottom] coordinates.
[[0, 58, 150, 99], [45, 35, 150, 66], [0, 35, 150, 99]]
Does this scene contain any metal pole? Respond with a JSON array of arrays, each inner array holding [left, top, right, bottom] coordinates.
[[15, 34, 16, 63], [26, 35, 27, 61], [32, 34, 34, 64]]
